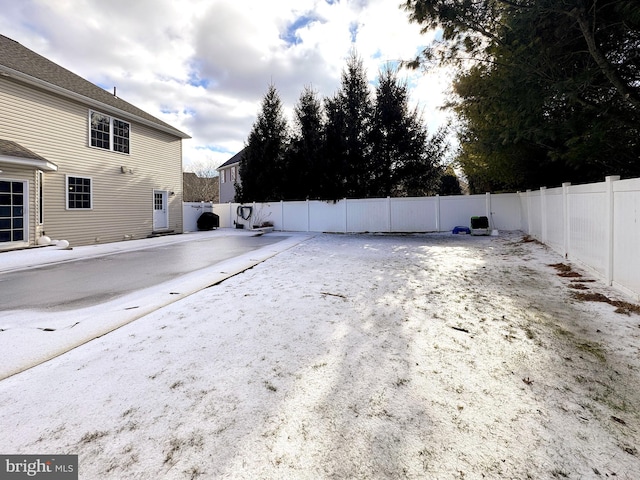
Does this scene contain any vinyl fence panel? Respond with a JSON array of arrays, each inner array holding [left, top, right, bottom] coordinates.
[[567, 181, 608, 278], [390, 197, 439, 232], [612, 177, 640, 298], [205, 176, 639, 300]]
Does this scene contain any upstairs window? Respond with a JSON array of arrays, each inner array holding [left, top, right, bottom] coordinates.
[[90, 111, 130, 154]]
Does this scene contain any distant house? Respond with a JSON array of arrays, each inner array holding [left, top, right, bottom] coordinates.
[[0, 34, 190, 250], [183, 172, 219, 202], [217, 149, 243, 203]]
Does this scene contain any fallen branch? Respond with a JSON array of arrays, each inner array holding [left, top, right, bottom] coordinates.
[[451, 326, 470, 334], [321, 292, 347, 299]]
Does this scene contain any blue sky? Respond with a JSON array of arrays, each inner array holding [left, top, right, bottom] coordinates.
[[0, 0, 452, 173]]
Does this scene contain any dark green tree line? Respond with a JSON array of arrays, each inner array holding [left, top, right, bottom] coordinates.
[[403, 0, 640, 191], [238, 53, 450, 202]]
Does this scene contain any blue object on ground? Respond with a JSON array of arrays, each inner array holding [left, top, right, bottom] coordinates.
[[452, 226, 471, 234]]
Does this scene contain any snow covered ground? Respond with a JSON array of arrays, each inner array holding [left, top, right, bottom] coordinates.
[[0, 230, 311, 379], [1, 231, 639, 479]]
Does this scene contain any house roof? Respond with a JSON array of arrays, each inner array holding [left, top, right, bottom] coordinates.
[[0, 138, 58, 171], [217, 148, 245, 169], [0, 34, 190, 140]]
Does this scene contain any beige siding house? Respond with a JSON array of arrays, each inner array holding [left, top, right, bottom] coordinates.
[[217, 149, 243, 203], [0, 34, 190, 250]]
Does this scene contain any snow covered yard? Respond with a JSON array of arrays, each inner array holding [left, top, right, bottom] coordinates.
[[1, 232, 639, 479]]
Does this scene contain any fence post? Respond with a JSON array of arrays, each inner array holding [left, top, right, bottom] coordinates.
[[485, 192, 492, 229], [280, 200, 284, 231], [228, 202, 232, 228], [540, 187, 547, 244], [526, 190, 532, 235], [605, 175, 620, 285], [435, 194, 441, 232], [344, 198, 348, 233], [387, 196, 392, 232], [306, 199, 310, 232], [562, 183, 571, 258]]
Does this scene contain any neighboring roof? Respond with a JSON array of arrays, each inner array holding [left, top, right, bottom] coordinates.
[[0, 138, 58, 171], [0, 34, 190, 140], [217, 148, 245, 169]]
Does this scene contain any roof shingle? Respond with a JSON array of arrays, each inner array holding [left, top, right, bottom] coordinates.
[[0, 34, 190, 139]]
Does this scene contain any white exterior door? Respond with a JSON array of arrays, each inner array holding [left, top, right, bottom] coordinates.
[[153, 190, 168, 230]]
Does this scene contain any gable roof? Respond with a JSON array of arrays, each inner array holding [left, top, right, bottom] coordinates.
[[0, 34, 190, 139], [0, 138, 58, 171], [217, 148, 245, 169]]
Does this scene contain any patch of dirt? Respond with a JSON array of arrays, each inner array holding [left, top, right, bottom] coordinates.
[[549, 262, 583, 277], [573, 292, 640, 315]]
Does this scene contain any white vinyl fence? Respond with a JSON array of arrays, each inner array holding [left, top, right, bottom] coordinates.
[[183, 202, 213, 232], [184, 175, 640, 300], [520, 176, 640, 301], [200, 193, 521, 234]]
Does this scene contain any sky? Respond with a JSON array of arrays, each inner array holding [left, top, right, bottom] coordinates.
[[0, 0, 453, 173]]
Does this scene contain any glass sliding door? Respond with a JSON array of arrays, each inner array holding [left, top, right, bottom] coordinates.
[[0, 180, 26, 244]]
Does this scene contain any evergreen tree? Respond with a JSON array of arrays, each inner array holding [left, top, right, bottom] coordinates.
[[324, 51, 374, 198], [438, 166, 463, 196], [403, 0, 640, 190], [285, 86, 325, 200], [237, 84, 289, 202], [370, 66, 443, 197]]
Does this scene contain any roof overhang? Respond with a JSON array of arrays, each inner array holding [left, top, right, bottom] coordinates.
[[0, 155, 58, 172], [0, 66, 191, 140], [216, 161, 239, 171]]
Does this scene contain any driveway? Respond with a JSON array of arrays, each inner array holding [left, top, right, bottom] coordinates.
[[0, 229, 312, 379]]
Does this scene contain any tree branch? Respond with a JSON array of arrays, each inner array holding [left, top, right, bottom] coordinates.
[[570, 6, 640, 110]]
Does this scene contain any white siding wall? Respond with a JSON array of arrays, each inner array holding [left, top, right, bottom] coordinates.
[[0, 77, 183, 247], [218, 166, 239, 203]]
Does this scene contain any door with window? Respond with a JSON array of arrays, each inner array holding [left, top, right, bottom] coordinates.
[[0, 180, 26, 245], [153, 190, 168, 230]]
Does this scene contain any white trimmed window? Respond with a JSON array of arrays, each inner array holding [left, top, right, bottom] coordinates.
[[66, 176, 92, 210], [90, 111, 130, 154], [221, 169, 226, 183], [231, 166, 236, 182]]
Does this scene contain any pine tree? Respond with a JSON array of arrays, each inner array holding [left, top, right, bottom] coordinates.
[[370, 66, 445, 197], [324, 51, 374, 198], [285, 86, 325, 200], [237, 84, 289, 202]]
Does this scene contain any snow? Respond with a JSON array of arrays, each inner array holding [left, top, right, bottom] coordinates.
[[1, 231, 639, 478]]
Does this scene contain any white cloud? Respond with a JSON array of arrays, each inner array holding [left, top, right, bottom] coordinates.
[[0, 0, 451, 171]]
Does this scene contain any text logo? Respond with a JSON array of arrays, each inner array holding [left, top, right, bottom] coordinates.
[[1, 455, 77, 479]]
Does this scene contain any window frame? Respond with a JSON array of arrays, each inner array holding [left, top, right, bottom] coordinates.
[[37, 170, 44, 225], [66, 175, 93, 210], [89, 110, 131, 154]]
